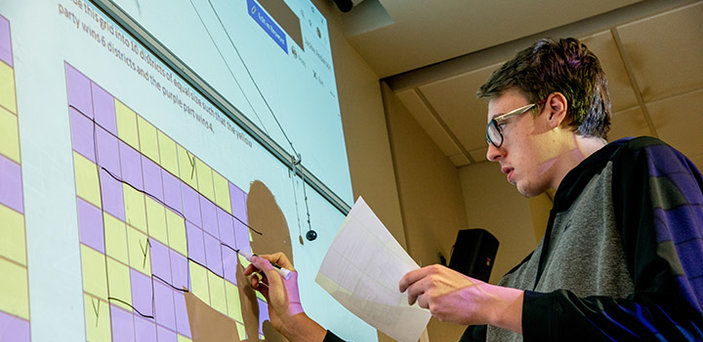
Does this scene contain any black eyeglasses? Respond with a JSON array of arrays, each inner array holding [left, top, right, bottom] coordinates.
[[486, 100, 545, 148]]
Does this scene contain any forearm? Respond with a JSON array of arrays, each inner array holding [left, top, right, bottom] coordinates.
[[279, 313, 328, 342], [477, 284, 524, 333]]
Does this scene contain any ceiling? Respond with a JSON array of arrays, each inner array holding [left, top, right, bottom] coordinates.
[[338, 0, 703, 170]]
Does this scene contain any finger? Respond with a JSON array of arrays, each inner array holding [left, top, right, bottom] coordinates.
[[243, 263, 259, 277], [399, 265, 438, 293], [250, 256, 284, 289], [255, 252, 295, 271], [405, 275, 434, 305]]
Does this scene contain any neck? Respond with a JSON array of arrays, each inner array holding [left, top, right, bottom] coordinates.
[[551, 134, 607, 189]]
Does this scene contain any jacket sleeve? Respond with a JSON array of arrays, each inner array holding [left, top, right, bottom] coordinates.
[[522, 138, 703, 340]]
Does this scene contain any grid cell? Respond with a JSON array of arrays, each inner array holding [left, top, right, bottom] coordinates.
[[92, 81, 117, 135], [81, 244, 108, 300], [104, 212, 129, 264], [142, 155, 164, 203], [134, 314, 157, 342], [150, 239, 172, 284], [0, 106, 20, 163], [127, 226, 151, 276], [157, 131, 179, 177], [115, 99, 140, 150], [137, 116, 159, 163], [177, 145, 197, 189], [170, 249, 188, 290], [77, 197, 105, 254], [111, 304, 136, 342], [107, 257, 133, 311], [73, 151, 101, 209], [0, 257, 28, 319], [0, 204, 25, 265], [69, 107, 96, 162], [181, 183, 201, 228], [100, 168, 126, 221], [0, 154, 22, 214], [65, 63, 92, 118], [130, 268, 153, 317], [207, 271, 227, 315], [153, 279, 176, 331], [0, 310, 29, 342], [162, 170, 182, 214], [95, 124, 121, 177], [221, 246, 237, 285], [120, 141, 144, 191], [173, 291, 191, 338], [224, 281, 242, 322], [195, 159, 214, 202], [145, 196, 167, 245], [0, 16, 12, 67], [189, 261, 209, 304], [204, 232, 223, 277], [83, 294, 111, 342], [157, 325, 177, 342], [217, 207, 235, 248], [166, 208, 187, 256], [200, 195, 218, 238], [212, 171, 231, 214], [185, 222, 205, 266], [123, 183, 147, 233]]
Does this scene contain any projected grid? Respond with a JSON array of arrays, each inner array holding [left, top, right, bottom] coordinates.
[[0, 14, 31, 342], [66, 63, 269, 341]]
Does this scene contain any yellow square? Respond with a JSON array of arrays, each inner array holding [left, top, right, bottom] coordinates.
[[0, 204, 26, 265], [177, 145, 197, 189], [107, 257, 132, 311], [196, 159, 215, 202], [0, 62, 17, 114], [208, 271, 227, 315], [137, 116, 159, 163], [145, 197, 168, 245], [0, 258, 28, 319], [81, 244, 108, 300], [0, 106, 20, 163], [157, 131, 179, 177], [236, 322, 246, 341], [104, 212, 129, 265], [84, 294, 112, 342], [225, 281, 243, 322], [74, 151, 102, 208], [189, 260, 209, 305], [212, 171, 231, 214], [177, 335, 193, 342], [123, 184, 147, 233], [115, 99, 140, 150], [127, 226, 151, 276], [166, 208, 187, 256]]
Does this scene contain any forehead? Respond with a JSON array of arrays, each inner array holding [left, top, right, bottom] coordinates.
[[487, 89, 530, 120]]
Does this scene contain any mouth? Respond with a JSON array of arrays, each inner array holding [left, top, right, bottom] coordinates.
[[501, 166, 514, 182]]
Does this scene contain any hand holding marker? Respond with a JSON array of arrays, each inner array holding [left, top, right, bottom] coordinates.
[[237, 249, 293, 280]]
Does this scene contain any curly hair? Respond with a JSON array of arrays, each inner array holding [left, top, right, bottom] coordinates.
[[477, 38, 611, 139]]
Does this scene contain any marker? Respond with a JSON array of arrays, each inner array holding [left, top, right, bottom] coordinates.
[[237, 250, 292, 280]]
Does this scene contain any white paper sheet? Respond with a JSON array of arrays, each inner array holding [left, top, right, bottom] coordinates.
[[316, 197, 431, 342]]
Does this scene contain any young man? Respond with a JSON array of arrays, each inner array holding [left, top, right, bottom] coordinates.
[[247, 38, 703, 341]]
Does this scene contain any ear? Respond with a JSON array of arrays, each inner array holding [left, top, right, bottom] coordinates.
[[544, 92, 568, 128]]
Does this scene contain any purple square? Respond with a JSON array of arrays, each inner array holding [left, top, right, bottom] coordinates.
[[221, 246, 237, 285], [186, 222, 205, 265], [181, 184, 201, 227], [130, 268, 153, 317], [170, 250, 188, 290], [100, 168, 125, 221], [173, 291, 191, 338], [257, 298, 269, 336], [134, 315, 157, 342], [234, 219, 250, 254], [217, 207, 235, 248], [204, 232, 223, 277], [150, 239, 172, 284], [0, 154, 23, 213], [70, 107, 96, 162], [142, 156, 163, 202], [0, 311, 29, 342], [77, 198, 104, 253], [95, 125, 121, 178], [119, 141, 144, 191], [200, 195, 218, 237], [156, 326, 177, 342], [229, 182, 247, 225], [153, 279, 176, 331], [111, 304, 136, 342], [91, 82, 117, 135], [65, 63, 93, 118], [161, 170, 182, 214], [0, 16, 13, 67]]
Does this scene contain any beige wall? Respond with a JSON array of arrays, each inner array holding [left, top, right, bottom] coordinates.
[[458, 162, 540, 285]]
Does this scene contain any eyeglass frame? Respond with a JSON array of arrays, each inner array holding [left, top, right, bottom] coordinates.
[[485, 99, 547, 148]]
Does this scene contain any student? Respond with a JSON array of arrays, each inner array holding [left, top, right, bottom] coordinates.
[[247, 37, 703, 341]]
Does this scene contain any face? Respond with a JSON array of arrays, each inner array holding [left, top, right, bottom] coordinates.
[[485, 89, 559, 197]]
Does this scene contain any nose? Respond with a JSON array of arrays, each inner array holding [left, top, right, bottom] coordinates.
[[486, 143, 504, 162]]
